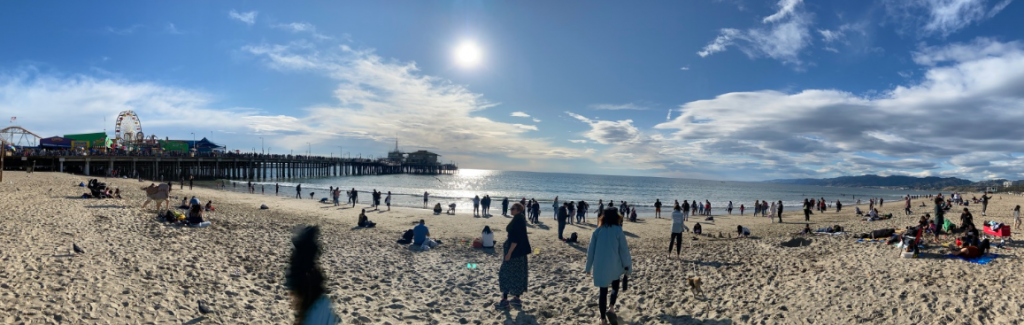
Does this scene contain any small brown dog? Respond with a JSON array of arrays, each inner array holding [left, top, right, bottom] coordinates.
[[687, 277, 704, 297]]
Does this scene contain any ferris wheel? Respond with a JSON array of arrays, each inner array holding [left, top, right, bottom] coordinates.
[[114, 110, 143, 147]]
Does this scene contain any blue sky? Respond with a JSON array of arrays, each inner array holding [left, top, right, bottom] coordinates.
[[3, 0, 1024, 181]]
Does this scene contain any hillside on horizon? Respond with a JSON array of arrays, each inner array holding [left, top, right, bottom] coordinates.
[[765, 175, 974, 190]]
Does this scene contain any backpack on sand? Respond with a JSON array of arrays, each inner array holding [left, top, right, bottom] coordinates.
[[566, 232, 579, 243]]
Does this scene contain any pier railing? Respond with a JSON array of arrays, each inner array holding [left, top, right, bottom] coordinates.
[[1, 151, 457, 180]]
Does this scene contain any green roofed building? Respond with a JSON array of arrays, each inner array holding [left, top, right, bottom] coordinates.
[[63, 132, 111, 148]]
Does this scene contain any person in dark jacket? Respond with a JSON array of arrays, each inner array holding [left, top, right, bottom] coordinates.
[[501, 197, 510, 216], [557, 204, 570, 241], [496, 203, 532, 310]]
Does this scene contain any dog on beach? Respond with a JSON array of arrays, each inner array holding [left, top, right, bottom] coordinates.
[[687, 277, 704, 298]]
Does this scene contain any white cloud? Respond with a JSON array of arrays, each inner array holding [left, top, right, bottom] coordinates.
[[590, 103, 647, 110], [272, 22, 331, 40], [510, 111, 531, 118], [567, 112, 641, 145], [165, 23, 183, 35], [679, 66, 690, 71], [883, 0, 1011, 37], [532, 118, 542, 123], [0, 68, 286, 141], [228, 10, 258, 26], [105, 25, 143, 35], [242, 40, 583, 160], [662, 38, 1024, 180], [762, 0, 802, 23], [569, 139, 588, 144], [818, 29, 844, 43], [698, 0, 813, 66]]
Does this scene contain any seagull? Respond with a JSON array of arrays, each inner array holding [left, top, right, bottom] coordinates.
[[197, 300, 213, 314], [72, 243, 85, 254]]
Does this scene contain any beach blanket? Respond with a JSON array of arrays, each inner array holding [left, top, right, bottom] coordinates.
[[815, 231, 847, 236], [947, 253, 998, 265], [856, 238, 886, 243]]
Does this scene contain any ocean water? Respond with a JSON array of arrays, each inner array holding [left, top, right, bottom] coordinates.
[[218, 169, 934, 215]]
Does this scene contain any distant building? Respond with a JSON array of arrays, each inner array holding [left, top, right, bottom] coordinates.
[[406, 150, 440, 165], [388, 140, 405, 162]]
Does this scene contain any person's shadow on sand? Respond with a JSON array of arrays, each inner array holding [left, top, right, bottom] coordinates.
[[500, 309, 540, 324]]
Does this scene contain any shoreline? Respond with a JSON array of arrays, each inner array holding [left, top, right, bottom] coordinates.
[[3, 170, 1023, 324]]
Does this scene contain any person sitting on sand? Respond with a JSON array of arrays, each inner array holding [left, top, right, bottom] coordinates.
[[693, 222, 702, 236], [412, 219, 437, 249], [855, 206, 863, 216], [950, 240, 983, 259], [179, 197, 190, 209], [205, 200, 215, 212], [433, 203, 443, 215], [114, 188, 121, 199], [186, 204, 210, 227], [736, 225, 751, 238], [801, 224, 812, 234], [357, 209, 376, 228], [447, 203, 457, 215], [190, 196, 201, 207], [479, 226, 495, 248]]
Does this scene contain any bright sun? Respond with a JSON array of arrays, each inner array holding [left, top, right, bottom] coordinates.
[[454, 41, 482, 68]]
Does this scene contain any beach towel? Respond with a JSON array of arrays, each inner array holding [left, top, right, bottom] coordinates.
[[947, 253, 998, 265], [856, 238, 886, 243], [815, 231, 847, 236]]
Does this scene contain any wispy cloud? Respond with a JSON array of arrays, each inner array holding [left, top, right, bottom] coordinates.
[[165, 23, 183, 35], [882, 0, 1011, 37], [272, 22, 331, 40], [698, 0, 812, 66], [679, 66, 690, 71], [532, 118, 542, 123], [241, 39, 583, 160], [566, 112, 641, 145], [511, 111, 531, 118], [105, 25, 143, 35], [228, 10, 258, 26], [590, 103, 647, 110], [569, 139, 588, 144]]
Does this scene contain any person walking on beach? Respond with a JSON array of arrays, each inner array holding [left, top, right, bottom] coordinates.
[[285, 226, 341, 325], [483, 195, 491, 216], [981, 192, 992, 216], [351, 188, 358, 207], [557, 203, 569, 241], [189, 175, 193, 190], [836, 200, 842, 213], [276, 183, 279, 196], [531, 200, 541, 224], [654, 199, 662, 218], [296, 184, 302, 199], [332, 188, 340, 206], [684, 198, 692, 221], [502, 197, 509, 216], [552, 196, 560, 219], [777, 201, 784, 223], [1011, 205, 1019, 227], [754, 200, 760, 216], [727, 201, 733, 215], [496, 203, 532, 310], [669, 205, 686, 256], [578, 200, 588, 223], [803, 198, 812, 222], [904, 196, 912, 215], [385, 191, 392, 211], [705, 200, 711, 216], [472, 195, 481, 216], [740, 204, 745, 215], [585, 207, 632, 325], [933, 196, 945, 242]]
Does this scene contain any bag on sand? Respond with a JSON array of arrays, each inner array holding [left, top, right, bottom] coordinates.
[[566, 232, 579, 243], [260, 204, 269, 210]]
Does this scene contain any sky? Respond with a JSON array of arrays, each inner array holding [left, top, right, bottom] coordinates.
[[2, 0, 1024, 181]]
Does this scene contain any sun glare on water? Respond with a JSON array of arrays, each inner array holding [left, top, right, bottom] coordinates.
[[454, 41, 482, 68]]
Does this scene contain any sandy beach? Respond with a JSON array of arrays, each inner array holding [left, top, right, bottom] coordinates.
[[2, 170, 1023, 324]]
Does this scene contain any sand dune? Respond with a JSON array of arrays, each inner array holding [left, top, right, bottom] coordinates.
[[1, 171, 1021, 324]]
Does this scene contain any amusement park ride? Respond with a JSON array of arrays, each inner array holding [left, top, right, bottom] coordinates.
[[113, 110, 158, 149]]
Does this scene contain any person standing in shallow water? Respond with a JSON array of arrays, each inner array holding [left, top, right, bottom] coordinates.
[[501, 197, 509, 216], [495, 203, 532, 310], [654, 199, 662, 218]]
